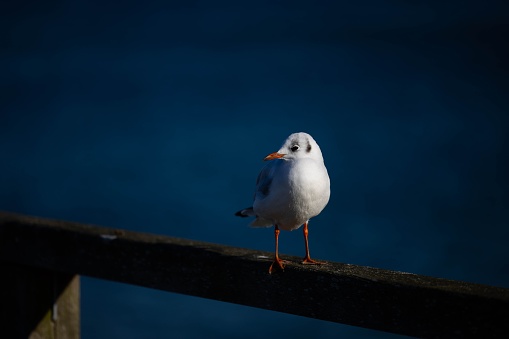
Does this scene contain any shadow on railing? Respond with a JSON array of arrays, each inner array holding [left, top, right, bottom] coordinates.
[[1, 211, 508, 338]]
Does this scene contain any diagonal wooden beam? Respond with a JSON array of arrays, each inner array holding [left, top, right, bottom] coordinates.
[[1, 211, 508, 338]]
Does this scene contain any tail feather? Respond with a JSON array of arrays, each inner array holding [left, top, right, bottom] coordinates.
[[235, 207, 272, 228], [235, 207, 255, 218], [249, 217, 272, 228]]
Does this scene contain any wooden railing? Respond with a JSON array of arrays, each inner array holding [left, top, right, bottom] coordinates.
[[1, 211, 508, 338]]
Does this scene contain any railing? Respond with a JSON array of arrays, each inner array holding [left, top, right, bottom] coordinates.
[[1, 211, 508, 338]]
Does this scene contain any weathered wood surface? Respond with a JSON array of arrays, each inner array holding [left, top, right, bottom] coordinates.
[[1, 262, 80, 339], [1, 211, 508, 338]]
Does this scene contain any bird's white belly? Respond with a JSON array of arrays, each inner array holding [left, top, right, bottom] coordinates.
[[253, 160, 330, 231]]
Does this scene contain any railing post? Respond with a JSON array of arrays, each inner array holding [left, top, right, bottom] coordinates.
[[1, 262, 80, 339]]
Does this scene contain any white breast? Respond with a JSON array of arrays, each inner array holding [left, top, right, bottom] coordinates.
[[253, 158, 330, 231]]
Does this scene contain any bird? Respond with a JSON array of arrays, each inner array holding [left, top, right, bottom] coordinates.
[[235, 132, 330, 273]]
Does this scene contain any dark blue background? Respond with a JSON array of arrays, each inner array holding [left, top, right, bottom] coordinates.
[[2, 1, 508, 338]]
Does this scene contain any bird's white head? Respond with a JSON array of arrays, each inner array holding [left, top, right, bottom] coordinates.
[[264, 132, 324, 162]]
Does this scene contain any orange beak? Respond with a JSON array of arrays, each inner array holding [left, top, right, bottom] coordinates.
[[264, 152, 285, 161]]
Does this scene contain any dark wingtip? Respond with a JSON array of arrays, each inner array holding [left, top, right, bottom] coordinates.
[[235, 207, 254, 218], [235, 210, 248, 217]]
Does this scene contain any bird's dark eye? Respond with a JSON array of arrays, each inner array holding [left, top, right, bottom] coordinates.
[[290, 145, 300, 152]]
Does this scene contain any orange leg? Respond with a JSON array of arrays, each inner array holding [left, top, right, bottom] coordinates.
[[269, 225, 285, 273], [302, 221, 323, 265]]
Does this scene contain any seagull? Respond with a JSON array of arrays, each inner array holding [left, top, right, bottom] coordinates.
[[235, 132, 330, 273]]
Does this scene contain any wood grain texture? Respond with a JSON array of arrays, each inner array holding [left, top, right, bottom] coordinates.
[[1, 211, 508, 338]]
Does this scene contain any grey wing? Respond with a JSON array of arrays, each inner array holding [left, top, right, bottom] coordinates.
[[254, 161, 279, 200]]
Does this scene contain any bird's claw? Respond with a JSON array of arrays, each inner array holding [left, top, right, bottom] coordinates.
[[269, 259, 285, 274], [301, 257, 325, 265]]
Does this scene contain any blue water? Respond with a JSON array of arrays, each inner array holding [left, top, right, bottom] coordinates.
[[2, 1, 508, 338]]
